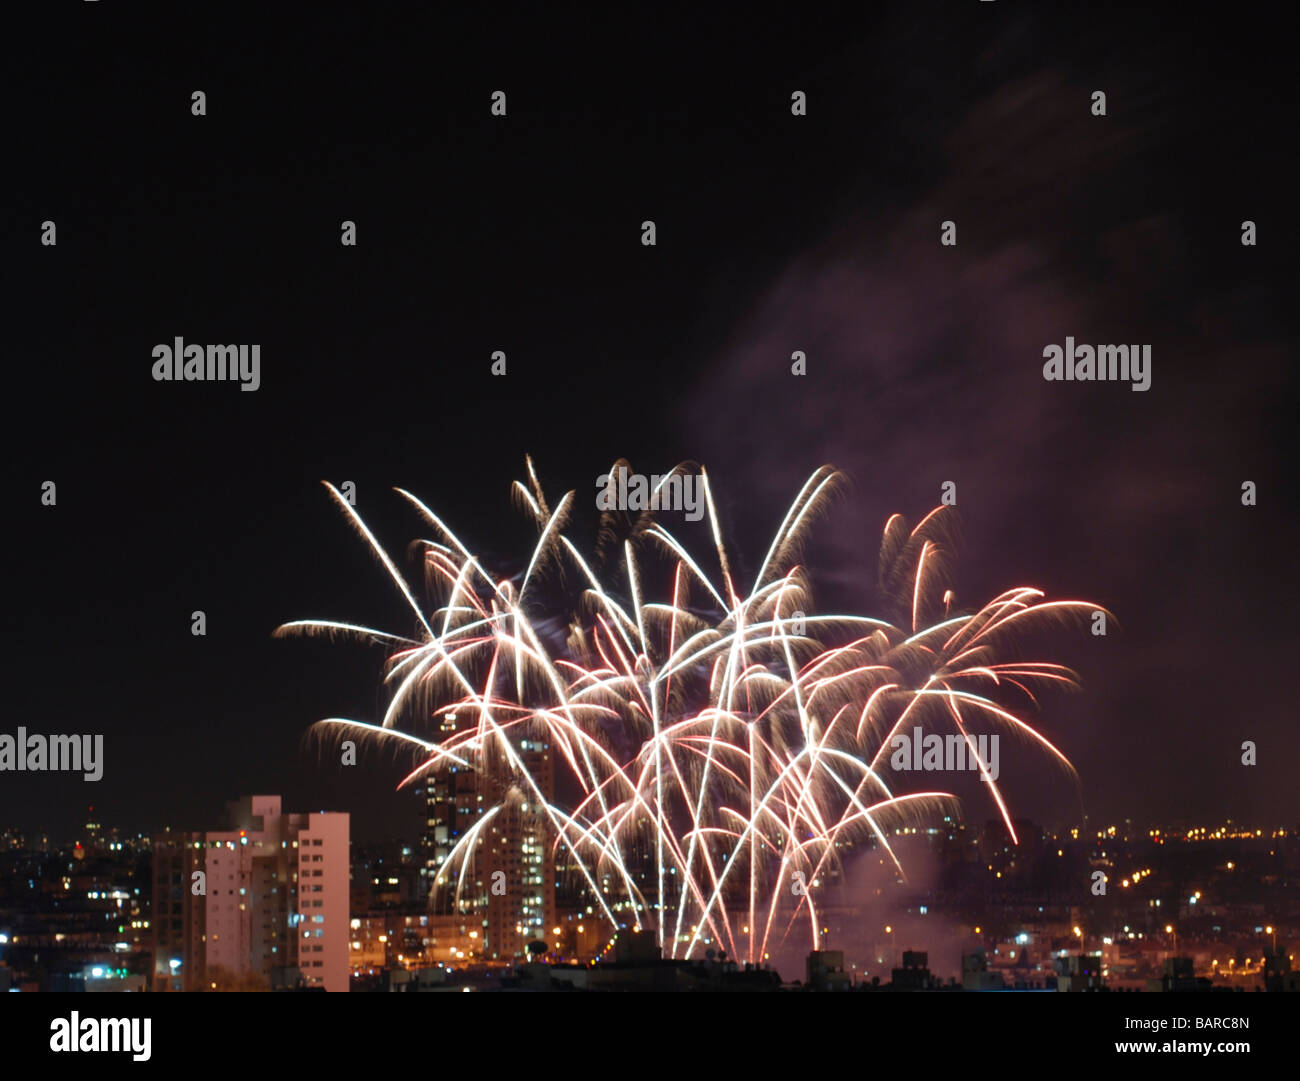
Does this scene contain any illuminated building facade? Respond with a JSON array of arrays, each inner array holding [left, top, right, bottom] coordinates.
[[420, 724, 556, 962], [151, 795, 349, 991]]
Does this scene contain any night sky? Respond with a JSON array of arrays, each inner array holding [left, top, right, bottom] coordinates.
[[7, 4, 1295, 841]]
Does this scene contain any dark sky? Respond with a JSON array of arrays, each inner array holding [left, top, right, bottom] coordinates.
[[6, 4, 1296, 841]]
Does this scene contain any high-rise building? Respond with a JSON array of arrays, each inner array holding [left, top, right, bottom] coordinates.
[[484, 737, 556, 960], [152, 795, 349, 991], [152, 829, 206, 990], [422, 760, 483, 912], [419, 724, 556, 962]]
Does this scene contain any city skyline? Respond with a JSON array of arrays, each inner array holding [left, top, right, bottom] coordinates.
[[2, 799, 1293, 991]]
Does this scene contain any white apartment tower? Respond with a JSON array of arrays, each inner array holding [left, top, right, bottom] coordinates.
[[153, 795, 350, 991]]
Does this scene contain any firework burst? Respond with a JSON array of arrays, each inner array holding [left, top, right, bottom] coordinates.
[[275, 458, 1105, 962]]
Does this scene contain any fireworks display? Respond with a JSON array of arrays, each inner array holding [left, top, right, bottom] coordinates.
[[276, 459, 1104, 963]]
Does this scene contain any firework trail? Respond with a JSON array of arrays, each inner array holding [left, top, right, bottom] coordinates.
[[276, 458, 1105, 963]]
